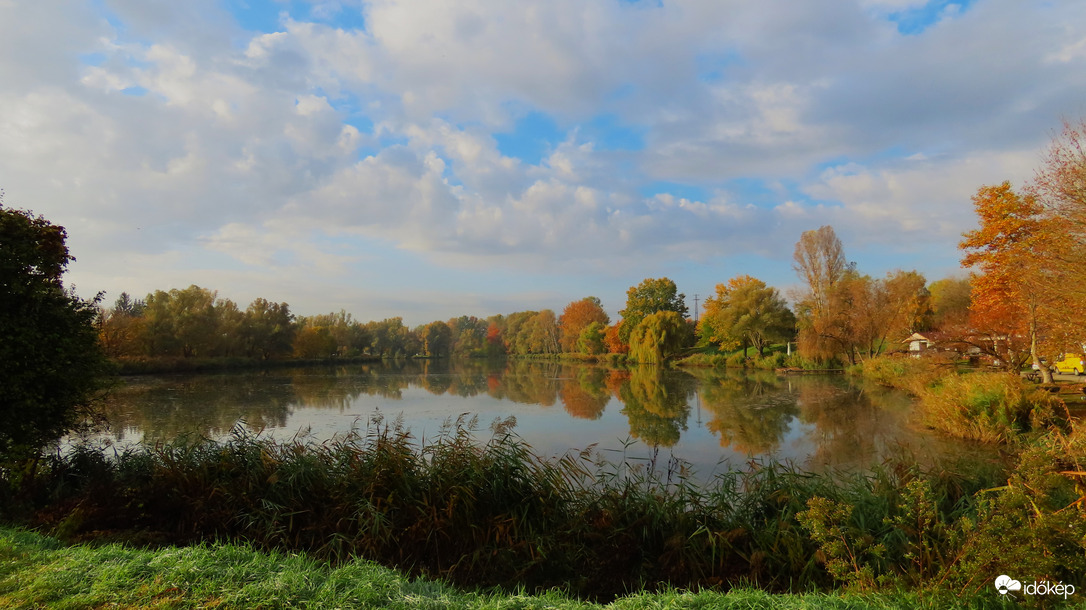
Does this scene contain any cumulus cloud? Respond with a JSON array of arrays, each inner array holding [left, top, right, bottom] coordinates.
[[1, 0, 1084, 320]]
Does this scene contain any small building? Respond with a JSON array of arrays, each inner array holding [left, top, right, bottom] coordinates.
[[902, 332, 941, 355]]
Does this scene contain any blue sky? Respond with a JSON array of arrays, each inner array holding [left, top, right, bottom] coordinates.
[[1, 0, 1084, 324]]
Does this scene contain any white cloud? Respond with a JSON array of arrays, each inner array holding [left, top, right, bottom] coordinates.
[[2, 0, 1086, 322]]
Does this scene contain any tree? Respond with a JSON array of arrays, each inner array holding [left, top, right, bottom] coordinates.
[[618, 277, 688, 344], [1, 206, 111, 460], [628, 311, 687, 364], [239, 298, 295, 359], [841, 270, 929, 360], [422, 320, 453, 357], [604, 321, 629, 354], [959, 182, 1068, 381], [792, 226, 849, 362], [928, 276, 971, 329], [577, 321, 607, 355], [558, 297, 610, 352], [98, 292, 147, 358], [699, 275, 795, 357], [292, 325, 337, 359]]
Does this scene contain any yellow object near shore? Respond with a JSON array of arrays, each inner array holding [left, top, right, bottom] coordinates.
[[1054, 352, 1085, 375]]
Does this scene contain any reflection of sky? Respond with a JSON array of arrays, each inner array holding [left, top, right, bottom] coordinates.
[[86, 367, 960, 484]]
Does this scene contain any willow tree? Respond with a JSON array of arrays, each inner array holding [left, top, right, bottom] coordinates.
[[618, 277, 688, 343], [628, 311, 687, 364]]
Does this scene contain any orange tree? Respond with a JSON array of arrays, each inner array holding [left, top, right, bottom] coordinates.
[[959, 182, 1070, 381], [558, 296, 609, 352]]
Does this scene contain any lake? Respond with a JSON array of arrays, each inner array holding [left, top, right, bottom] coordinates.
[[92, 359, 979, 481]]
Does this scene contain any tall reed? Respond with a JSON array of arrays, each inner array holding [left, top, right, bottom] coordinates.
[[8, 416, 1086, 603]]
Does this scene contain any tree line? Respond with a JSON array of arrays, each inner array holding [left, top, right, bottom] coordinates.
[[96, 242, 974, 366]]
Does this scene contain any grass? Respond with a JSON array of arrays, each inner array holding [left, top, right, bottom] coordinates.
[[857, 355, 1068, 443], [5, 408, 1086, 605], [0, 526, 1013, 609]]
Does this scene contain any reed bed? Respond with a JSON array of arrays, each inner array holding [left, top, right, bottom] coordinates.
[[858, 355, 1068, 442], [4, 415, 1086, 603]]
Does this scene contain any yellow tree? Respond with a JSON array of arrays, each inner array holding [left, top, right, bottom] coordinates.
[[700, 275, 795, 357], [960, 182, 1068, 381]]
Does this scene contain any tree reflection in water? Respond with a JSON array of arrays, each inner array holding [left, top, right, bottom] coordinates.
[[692, 369, 797, 455], [98, 360, 959, 476], [618, 366, 693, 447]]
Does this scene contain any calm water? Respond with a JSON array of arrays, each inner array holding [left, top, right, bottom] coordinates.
[[92, 359, 975, 479]]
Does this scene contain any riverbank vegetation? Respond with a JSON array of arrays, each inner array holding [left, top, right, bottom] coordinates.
[[2, 526, 951, 610], [857, 355, 1070, 443], [3, 415, 1084, 604]]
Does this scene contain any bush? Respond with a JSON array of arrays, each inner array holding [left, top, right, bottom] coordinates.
[[857, 355, 947, 395], [917, 372, 1067, 443], [725, 352, 747, 368]]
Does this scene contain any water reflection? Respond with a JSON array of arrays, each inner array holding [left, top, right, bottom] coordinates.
[[619, 367, 693, 447], [98, 360, 961, 476], [693, 369, 797, 454]]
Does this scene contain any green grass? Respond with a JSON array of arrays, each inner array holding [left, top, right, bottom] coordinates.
[[0, 526, 1007, 609], [6, 413, 1086, 606]]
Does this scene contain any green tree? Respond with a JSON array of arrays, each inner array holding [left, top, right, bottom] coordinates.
[[422, 320, 453, 357], [1, 206, 112, 460], [628, 311, 687, 364], [239, 298, 295, 359], [618, 277, 688, 343], [700, 275, 795, 357], [577, 321, 607, 355]]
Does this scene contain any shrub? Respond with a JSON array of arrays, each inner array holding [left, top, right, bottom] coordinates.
[[917, 372, 1066, 443], [858, 355, 947, 395]]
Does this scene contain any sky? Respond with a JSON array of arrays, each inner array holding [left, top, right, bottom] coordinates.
[[2, 0, 1085, 325]]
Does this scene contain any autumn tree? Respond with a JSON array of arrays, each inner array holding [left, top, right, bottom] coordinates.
[[1030, 118, 1086, 342], [1033, 118, 1086, 242], [422, 320, 453, 357], [854, 271, 930, 359], [928, 276, 971, 329], [792, 226, 850, 362], [618, 278, 688, 343], [959, 182, 1068, 380], [604, 321, 629, 354], [292, 325, 337, 359], [699, 275, 795, 357], [98, 292, 147, 358], [558, 296, 610, 352], [577, 321, 607, 355], [628, 311, 687, 364]]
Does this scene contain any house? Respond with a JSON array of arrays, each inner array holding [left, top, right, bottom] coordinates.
[[902, 332, 944, 355]]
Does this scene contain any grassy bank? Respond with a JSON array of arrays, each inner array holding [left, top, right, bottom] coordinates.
[[0, 526, 957, 610], [4, 414, 1086, 604], [857, 356, 1068, 442]]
